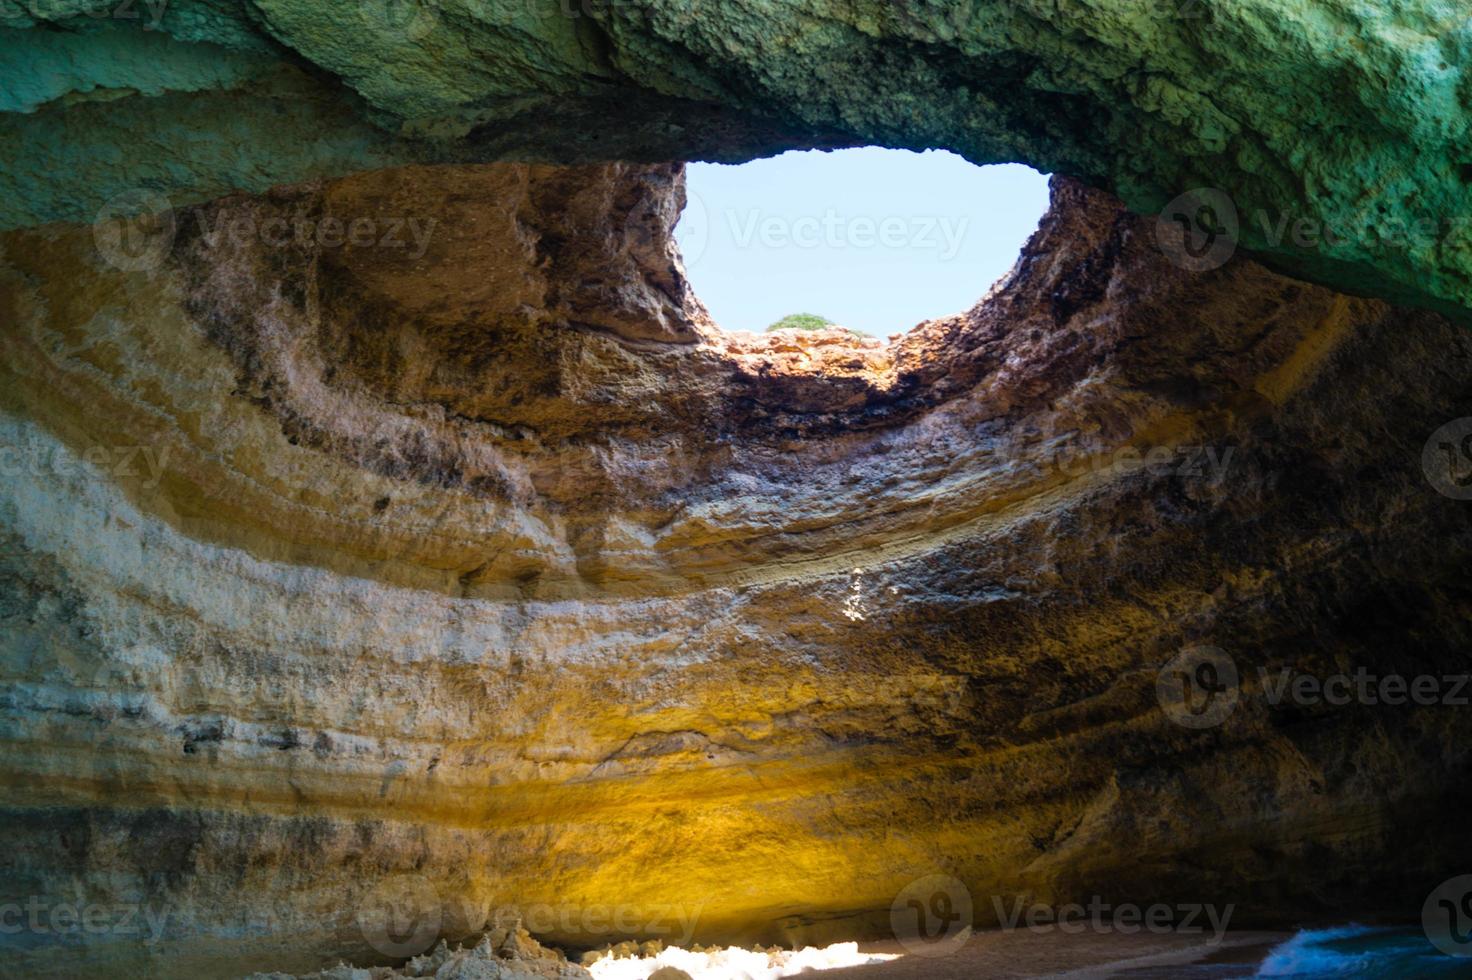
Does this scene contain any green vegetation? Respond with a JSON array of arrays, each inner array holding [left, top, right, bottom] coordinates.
[[762, 313, 876, 339], [765, 313, 835, 332]]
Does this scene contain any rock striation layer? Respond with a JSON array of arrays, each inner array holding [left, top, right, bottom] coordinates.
[[3, 163, 1472, 977]]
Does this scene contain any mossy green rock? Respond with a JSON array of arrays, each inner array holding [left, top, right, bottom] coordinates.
[[3, 2, 1472, 312]]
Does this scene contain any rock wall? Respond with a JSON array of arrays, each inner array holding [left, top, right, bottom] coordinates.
[[5, 1, 1472, 318], [3, 165, 1472, 977]]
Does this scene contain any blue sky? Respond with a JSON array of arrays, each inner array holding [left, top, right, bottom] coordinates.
[[676, 148, 1051, 337]]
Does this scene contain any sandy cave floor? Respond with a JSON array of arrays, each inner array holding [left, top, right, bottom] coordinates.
[[825, 931, 1289, 979]]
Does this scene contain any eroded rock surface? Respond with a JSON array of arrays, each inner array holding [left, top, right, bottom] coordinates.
[[249, 922, 590, 980], [2, 166, 1472, 978], [5, 1, 1472, 317]]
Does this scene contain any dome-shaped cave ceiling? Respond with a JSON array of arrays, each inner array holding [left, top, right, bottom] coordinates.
[[5, 5, 1472, 978]]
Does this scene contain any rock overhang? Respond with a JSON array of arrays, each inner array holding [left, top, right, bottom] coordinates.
[[5, 0, 1472, 320]]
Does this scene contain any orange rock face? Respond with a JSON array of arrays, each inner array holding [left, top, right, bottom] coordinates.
[[2, 165, 1471, 978]]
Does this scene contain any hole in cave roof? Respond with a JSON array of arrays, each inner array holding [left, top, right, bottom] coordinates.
[[676, 148, 1050, 342]]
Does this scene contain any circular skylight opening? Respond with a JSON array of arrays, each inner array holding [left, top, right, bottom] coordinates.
[[676, 148, 1050, 340]]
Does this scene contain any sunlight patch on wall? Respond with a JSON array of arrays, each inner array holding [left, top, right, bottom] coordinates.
[[586, 941, 899, 980]]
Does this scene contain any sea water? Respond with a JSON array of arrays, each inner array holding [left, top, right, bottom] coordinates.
[[1252, 926, 1472, 978], [1115, 925, 1471, 977]]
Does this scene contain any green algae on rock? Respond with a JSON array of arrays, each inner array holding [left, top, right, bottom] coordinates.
[[5, 0, 1472, 318]]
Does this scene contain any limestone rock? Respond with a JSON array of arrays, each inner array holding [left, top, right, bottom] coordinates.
[[434, 959, 500, 980], [646, 969, 694, 980], [2, 166, 1471, 977]]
